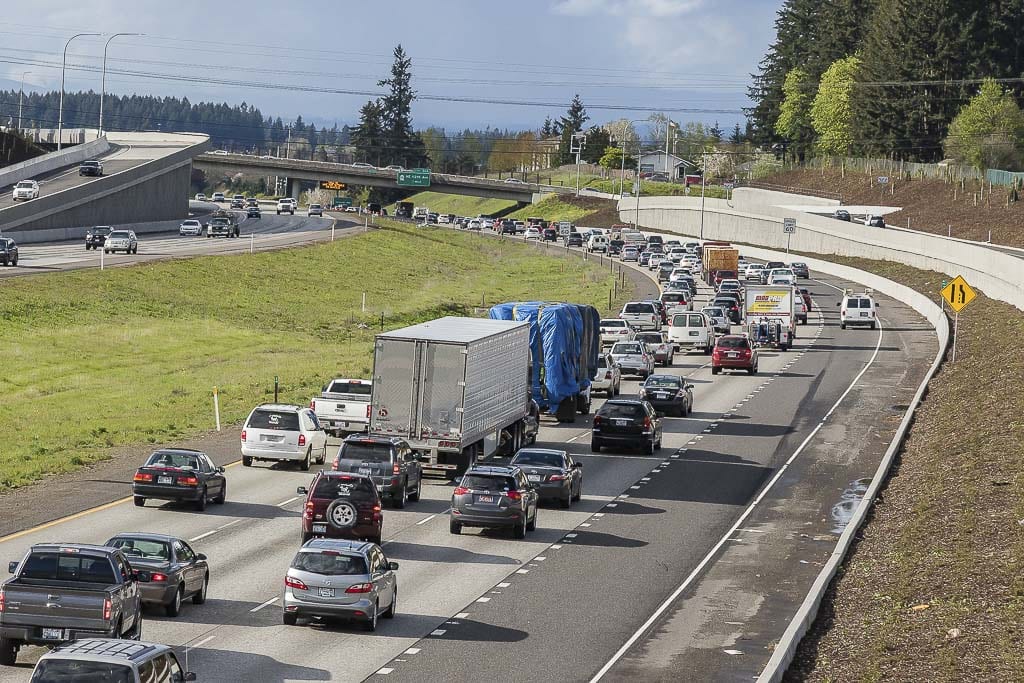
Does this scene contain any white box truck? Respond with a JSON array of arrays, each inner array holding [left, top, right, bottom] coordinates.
[[369, 317, 532, 476], [744, 284, 795, 351]]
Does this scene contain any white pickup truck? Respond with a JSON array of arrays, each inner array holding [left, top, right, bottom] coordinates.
[[310, 378, 373, 437]]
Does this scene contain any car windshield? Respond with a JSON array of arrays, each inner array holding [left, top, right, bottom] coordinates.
[[106, 538, 170, 560], [511, 450, 565, 468], [248, 409, 300, 431], [645, 376, 681, 388], [326, 381, 372, 395], [338, 442, 393, 462], [602, 320, 626, 328], [30, 660, 135, 683], [612, 343, 643, 355], [291, 551, 367, 576], [662, 293, 687, 303], [460, 474, 515, 492], [703, 307, 725, 317], [717, 337, 749, 349], [598, 402, 644, 419], [145, 451, 199, 470], [15, 181, 34, 188], [713, 299, 735, 308], [636, 333, 663, 344], [183, 221, 199, 226], [20, 552, 115, 584], [109, 231, 130, 239], [623, 303, 652, 313], [312, 476, 376, 499]]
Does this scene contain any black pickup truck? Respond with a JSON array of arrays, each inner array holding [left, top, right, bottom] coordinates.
[[84, 226, 112, 250], [0, 544, 148, 666]]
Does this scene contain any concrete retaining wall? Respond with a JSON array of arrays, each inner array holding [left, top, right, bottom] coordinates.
[[0, 137, 110, 189], [620, 192, 1024, 313]]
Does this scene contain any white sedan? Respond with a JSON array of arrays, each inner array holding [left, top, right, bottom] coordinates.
[[179, 219, 203, 236], [524, 227, 541, 240]]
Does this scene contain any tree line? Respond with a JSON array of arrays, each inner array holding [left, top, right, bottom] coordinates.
[[747, 0, 1024, 169]]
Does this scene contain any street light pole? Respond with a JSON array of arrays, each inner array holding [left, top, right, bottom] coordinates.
[[99, 33, 141, 137], [699, 151, 707, 241], [18, 71, 31, 131], [635, 152, 642, 230], [664, 120, 676, 177], [58, 32, 101, 151]]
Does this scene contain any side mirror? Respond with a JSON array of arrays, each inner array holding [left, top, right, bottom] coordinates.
[[388, 561, 400, 571], [686, 384, 694, 391], [296, 486, 308, 495], [875, 303, 880, 307], [8, 561, 18, 574], [572, 462, 583, 468], [836, 302, 841, 306], [217, 466, 225, 474], [197, 553, 208, 561]]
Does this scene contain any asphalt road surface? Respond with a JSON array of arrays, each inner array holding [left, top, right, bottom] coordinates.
[[0, 242, 936, 682]]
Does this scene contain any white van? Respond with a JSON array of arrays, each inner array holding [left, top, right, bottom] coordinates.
[[668, 312, 715, 354], [586, 234, 609, 253]]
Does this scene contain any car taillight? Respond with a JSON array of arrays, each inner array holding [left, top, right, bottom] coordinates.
[[643, 417, 652, 428], [241, 430, 247, 442], [0, 588, 5, 613], [392, 463, 400, 475], [298, 434, 306, 447], [453, 486, 469, 496], [604, 371, 612, 379], [550, 474, 565, 481], [310, 399, 316, 410], [285, 576, 308, 591], [103, 597, 111, 621], [506, 490, 523, 501], [177, 476, 198, 486], [366, 404, 372, 419], [133, 472, 153, 482], [346, 582, 373, 594], [593, 416, 602, 426], [151, 573, 168, 583], [303, 501, 314, 519]]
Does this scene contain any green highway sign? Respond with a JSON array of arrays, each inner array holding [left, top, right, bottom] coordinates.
[[397, 169, 431, 187], [332, 197, 353, 207]]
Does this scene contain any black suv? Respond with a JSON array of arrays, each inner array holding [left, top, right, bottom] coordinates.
[[0, 238, 18, 267], [500, 219, 517, 235], [84, 226, 112, 250], [566, 232, 583, 247], [297, 472, 383, 545], [609, 239, 624, 255], [542, 227, 558, 241], [78, 160, 103, 176], [591, 399, 663, 454], [333, 436, 422, 508]]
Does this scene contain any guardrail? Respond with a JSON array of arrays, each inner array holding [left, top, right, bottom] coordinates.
[[0, 136, 110, 190]]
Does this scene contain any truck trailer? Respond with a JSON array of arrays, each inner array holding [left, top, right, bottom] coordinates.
[[369, 317, 532, 476], [744, 284, 795, 351]]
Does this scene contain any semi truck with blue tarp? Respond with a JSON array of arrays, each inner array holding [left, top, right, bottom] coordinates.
[[488, 301, 600, 423]]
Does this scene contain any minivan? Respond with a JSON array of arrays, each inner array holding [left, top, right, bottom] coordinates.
[[241, 404, 328, 470]]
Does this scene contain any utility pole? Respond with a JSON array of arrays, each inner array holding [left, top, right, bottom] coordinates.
[[664, 120, 676, 177], [17, 71, 30, 131], [699, 151, 707, 241], [571, 132, 586, 196]]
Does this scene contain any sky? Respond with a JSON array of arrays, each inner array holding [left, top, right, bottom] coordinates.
[[0, 0, 781, 134]]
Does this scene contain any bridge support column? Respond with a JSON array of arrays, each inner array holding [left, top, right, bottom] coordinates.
[[286, 177, 302, 200]]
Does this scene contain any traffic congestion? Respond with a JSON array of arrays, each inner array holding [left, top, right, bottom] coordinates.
[[0, 204, 890, 682]]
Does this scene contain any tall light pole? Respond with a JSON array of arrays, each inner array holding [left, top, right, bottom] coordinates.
[[99, 33, 141, 137], [571, 132, 586, 196], [699, 150, 708, 241], [664, 120, 677, 177], [58, 32, 101, 150], [18, 71, 31, 131]]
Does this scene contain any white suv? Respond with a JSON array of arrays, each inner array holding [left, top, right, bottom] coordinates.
[[839, 291, 879, 330], [12, 180, 39, 201], [241, 404, 328, 470]]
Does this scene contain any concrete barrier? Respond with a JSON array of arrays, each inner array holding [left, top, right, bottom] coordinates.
[[0, 137, 110, 189], [619, 192, 1024, 313]]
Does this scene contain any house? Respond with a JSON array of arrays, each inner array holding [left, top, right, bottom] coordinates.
[[637, 151, 698, 180]]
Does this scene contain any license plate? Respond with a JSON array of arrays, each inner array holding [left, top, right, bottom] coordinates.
[[528, 474, 541, 482], [312, 524, 327, 533], [318, 587, 335, 598], [860, 312, 869, 317], [335, 405, 346, 411], [42, 628, 63, 640], [689, 331, 698, 336], [476, 495, 496, 504], [728, 352, 739, 358], [655, 393, 668, 399], [158, 476, 173, 485], [614, 419, 628, 426], [358, 467, 373, 476]]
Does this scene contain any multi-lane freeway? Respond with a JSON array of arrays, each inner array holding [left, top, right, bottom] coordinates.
[[0, 231, 936, 681]]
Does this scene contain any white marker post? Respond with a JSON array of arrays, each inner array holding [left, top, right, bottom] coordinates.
[[362, 292, 366, 313], [213, 386, 221, 431], [250, 233, 254, 254], [100, 247, 104, 271], [332, 222, 336, 242]]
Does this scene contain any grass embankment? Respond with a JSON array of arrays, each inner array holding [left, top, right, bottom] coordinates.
[[786, 257, 1024, 682], [0, 223, 630, 491], [386, 191, 517, 217]]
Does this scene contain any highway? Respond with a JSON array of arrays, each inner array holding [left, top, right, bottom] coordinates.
[[0, 234, 937, 682]]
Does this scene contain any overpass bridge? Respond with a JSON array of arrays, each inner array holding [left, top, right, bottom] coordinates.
[[195, 153, 574, 204]]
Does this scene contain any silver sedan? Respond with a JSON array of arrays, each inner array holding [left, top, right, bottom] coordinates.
[[610, 341, 655, 378]]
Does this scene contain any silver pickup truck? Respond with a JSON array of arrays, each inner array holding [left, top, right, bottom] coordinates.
[[0, 544, 147, 666]]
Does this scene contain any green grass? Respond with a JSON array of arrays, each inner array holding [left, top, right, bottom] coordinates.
[[506, 195, 596, 222], [386, 191, 517, 217], [0, 223, 626, 490], [585, 178, 731, 198]]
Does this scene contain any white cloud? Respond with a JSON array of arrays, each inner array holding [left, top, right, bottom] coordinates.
[[553, 0, 704, 17]]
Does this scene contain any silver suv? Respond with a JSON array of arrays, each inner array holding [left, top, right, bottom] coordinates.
[[282, 539, 398, 632], [450, 465, 539, 539], [104, 230, 138, 254], [30, 639, 195, 682]]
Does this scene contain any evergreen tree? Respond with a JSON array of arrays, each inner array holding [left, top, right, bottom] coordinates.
[[581, 125, 610, 164], [350, 100, 385, 165], [556, 95, 589, 165], [709, 121, 723, 142], [541, 117, 554, 137], [376, 44, 426, 167], [729, 123, 744, 145]]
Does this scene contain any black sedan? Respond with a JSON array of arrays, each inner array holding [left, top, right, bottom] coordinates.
[[639, 374, 693, 417], [105, 533, 209, 617], [247, 206, 261, 218], [592, 399, 663, 455], [132, 448, 226, 511], [0, 238, 18, 267], [510, 448, 583, 508]]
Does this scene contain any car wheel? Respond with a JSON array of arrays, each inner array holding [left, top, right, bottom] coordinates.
[[573, 480, 583, 502], [165, 585, 183, 617], [368, 534, 383, 546], [526, 506, 537, 531], [133, 496, 145, 507], [840, 322, 846, 330], [193, 573, 209, 604], [0, 637, 17, 666], [194, 487, 208, 511], [409, 474, 422, 502], [870, 322, 876, 330], [591, 440, 602, 453], [513, 516, 527, 539], [242, 456, 253, 467], [750, 364, 758, 375], [317, 446, 326, 465], [300, 447, 311, 471], [645, 439, 656, 455], [705, 344, 713, 355], [712, 367, 721, 375], [283, 612, 298, 626], [393, 481, 407, 509], [560, 490, 572, 508], [449, 519, 462, 535], [383, 589, 397, 619], [213, 482, 226, 505], [363, 601, 379, 631]]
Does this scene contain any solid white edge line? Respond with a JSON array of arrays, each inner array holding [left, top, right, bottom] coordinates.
[[276, 496, 298, 507], [191, 635, 215, 649], [589, 291, 885, 682]]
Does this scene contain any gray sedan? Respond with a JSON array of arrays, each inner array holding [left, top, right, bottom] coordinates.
[[610, 341, 655, 378], [104, 533, 209, 617]]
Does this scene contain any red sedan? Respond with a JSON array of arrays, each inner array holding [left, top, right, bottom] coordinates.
[[711, 335, 759, 375]]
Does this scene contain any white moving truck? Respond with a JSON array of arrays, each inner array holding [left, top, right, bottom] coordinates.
[[744, 284, 795, 351]]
